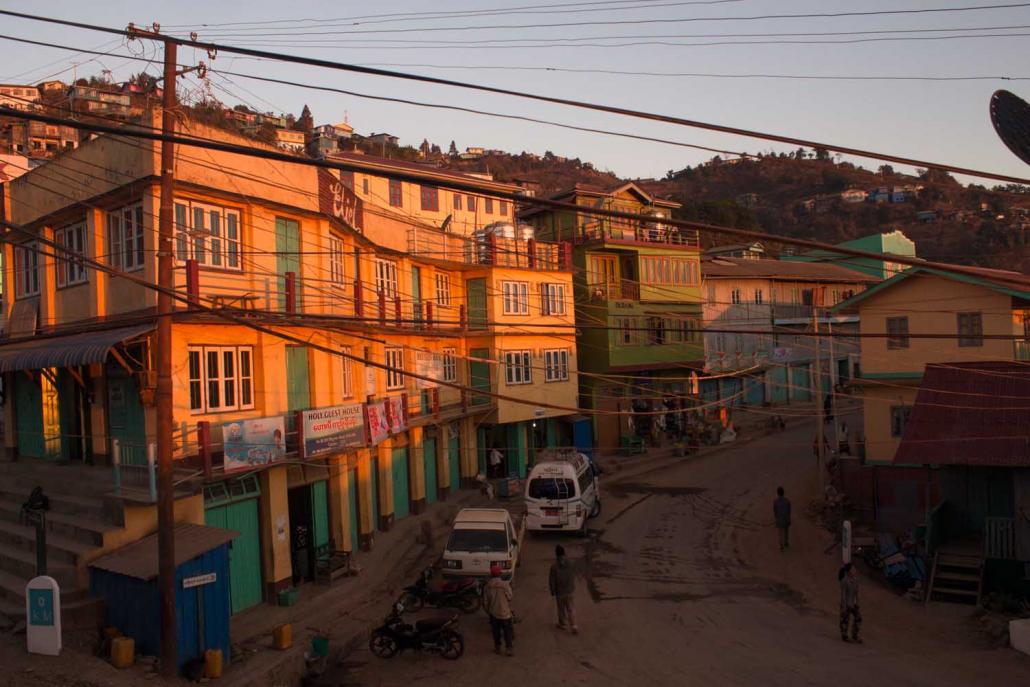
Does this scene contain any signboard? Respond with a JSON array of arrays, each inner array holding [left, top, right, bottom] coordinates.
[[223, 416, 286, 472], [415, 351, 442, 389], [771, 347, 793, 361], [386, 396, 407, 434], [302, 404, 366, 457], [317, 168, 364, 230], [365, 366, 377, 397], [26, 576, 61, 656], [183, 572, 217, 589], [366, 402, 389, 445]]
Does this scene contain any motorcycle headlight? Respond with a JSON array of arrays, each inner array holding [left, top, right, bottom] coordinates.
[[444, 559, 462, 569]]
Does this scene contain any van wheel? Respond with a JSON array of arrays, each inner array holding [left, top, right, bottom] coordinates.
[[589, 499, 602, 519]]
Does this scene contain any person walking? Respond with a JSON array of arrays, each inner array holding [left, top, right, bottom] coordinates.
[[839, 563, 862, 643], [839, 422, 851, 456], [773, 487, 792, 551], [549, 545, 579, 634], [489, 447, 504, 478], [483, 564, 515, 656]]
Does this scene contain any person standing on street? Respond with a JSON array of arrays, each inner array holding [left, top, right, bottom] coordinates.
[[839, 422, 851, 456], [839, 563, 862, 643], [489, 447, 504, 478], [483, 564, 515, 656], [549, 545, 579, 634], [773, 487, 792, 551]]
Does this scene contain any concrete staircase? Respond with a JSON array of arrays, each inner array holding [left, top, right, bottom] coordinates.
[[0, 461, 127, 628]]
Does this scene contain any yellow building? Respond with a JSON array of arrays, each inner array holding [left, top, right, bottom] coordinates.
[[0, 116, 576, 618], [833, 266, 1030, 464]]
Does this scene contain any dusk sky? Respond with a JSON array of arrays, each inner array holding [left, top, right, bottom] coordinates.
[[2, 0, 1029, 183]]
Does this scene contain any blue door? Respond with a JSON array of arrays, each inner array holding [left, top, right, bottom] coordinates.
[[423, 438, 437, 505], [721, 377, 742, 407], [791, 365, 811, 401], [745, 375, 765, 405], [769, 367, 789, 404], [391, 446, 410, 520]]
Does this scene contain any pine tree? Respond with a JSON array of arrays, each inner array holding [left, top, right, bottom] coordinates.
[[448, 140, 458, 156], [295, 105, 314, 133]]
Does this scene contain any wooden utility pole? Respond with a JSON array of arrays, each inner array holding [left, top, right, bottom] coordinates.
[[127, 22, 179, 676], [813, 302, 825, 491]]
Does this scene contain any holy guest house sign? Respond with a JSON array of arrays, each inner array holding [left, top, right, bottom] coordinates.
[[318, 168, 365, 231]]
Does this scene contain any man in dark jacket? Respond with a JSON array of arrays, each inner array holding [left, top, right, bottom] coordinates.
[[549, 545, 578, 634], [773, 486, 792, 551], [839, 563, 861, 643]]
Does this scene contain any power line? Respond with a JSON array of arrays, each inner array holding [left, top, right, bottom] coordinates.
[[1, 11, 1026, 186]]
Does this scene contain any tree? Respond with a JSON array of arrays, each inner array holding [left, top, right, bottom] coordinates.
[[878, 164, 894, 176], [794, 148, 807, 160], [419, 138, 431, 157], [448, 140, 458, 156], [814, 147, 830, 161], [129, 71, 159, 94], [294, 105, 313, 133]]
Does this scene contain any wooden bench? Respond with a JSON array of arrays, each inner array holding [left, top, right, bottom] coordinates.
[[314, 539, 353, 585]]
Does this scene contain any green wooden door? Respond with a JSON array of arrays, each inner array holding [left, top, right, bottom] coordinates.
[[348, 469, 359, 550], [286, 346, 310, 434], [791, 365, 811, 401], [107, 368, 147, 467], [275, 217, 301, 312], [769, 367, 789, 404], [466, 278, 487, 328], [411, 266, 422, 324], [423, 438, 437, 505], [391, 446, 410, 520], [205, 499, 262, 614], [14, 373, 45, 458], [310, 480, 330, 550], [469, 347, 491, 406], [448, 434, 461, 492]]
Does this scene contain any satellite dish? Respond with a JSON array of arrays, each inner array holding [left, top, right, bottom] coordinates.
[[990, 90, 1030, 167]]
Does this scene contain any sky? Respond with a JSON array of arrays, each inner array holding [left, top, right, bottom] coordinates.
[[2, 0, 1029, 184]]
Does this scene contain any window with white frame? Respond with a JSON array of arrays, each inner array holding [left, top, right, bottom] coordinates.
[[501, 281, 529, 315], [435, 272, 452, 306], [13, 242, 40, 298], [540, 283, 567, 315], [374, 258, 399, 299], [731, 288, 742, 305], [442, 347, 457, 382], [107, 204, 145, 271], [385, 346, 405, 389], [754, 289, 763, 305], [504, 350, 532, 385], [54, 223, 88, 287], [329, 236, 346, 286], [341, 345, 354, 398], [174, 199, 241, 270], [187, 346, 254, 413], [543, 349, 569, 382]]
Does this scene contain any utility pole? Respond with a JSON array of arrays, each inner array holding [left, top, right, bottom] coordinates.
[[813, 301, 825, 491], [128, 22, 178, 676], [828, 318, 839, 457]]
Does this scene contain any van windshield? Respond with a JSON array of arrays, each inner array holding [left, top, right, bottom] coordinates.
[[527, 478, 576, 500], [447, 528, 507, 553]]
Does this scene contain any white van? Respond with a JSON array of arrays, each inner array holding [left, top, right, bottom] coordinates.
[[525, 451, 600, 534], [442, 508, 523, 581]]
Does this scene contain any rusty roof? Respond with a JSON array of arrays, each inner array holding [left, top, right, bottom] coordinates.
[[89, 523, 239, 580], [893, 362, 1030, 467], [701, 257, 878, 282]]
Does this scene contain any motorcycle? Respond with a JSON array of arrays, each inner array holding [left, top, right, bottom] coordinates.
[[369, 603, 464, 660], [398, 567, 482, 614]]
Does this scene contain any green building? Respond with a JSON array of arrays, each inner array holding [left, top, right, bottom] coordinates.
[[783, 230, 917, 280], [520, 183, 704, 450]]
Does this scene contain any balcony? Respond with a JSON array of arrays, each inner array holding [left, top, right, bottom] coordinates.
[[587, 279, 640, 301], [576, 219, 700, 249], [408, 226, 565, 270]]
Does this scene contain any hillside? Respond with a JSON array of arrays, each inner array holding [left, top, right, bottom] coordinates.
[[452, 152, 1030, 273]]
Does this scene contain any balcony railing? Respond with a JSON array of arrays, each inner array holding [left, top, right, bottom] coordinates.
[[576, 219, 700, 248], [408, 226, 565, 269], [588, 279, 640, 301]]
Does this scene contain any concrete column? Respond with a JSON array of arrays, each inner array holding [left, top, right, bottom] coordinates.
[[88, 363, 108, 461], [408, 426, 426, 514], [459, 417, 479, 488], [258, 465, 292, 598], [437, 423, 451, 501], [38, 225, 55, 329], [377, 439, 394, 531], [355, 448, 375, 551], [327, 452, 353, 553], [88, 207, 105, 320]]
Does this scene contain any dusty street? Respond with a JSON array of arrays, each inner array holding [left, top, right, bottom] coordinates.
[[331, 422, 1030, 687]]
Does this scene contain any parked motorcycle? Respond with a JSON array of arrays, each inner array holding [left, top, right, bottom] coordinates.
[[398, 567, 482, 614], [369, 603, 464, 660]]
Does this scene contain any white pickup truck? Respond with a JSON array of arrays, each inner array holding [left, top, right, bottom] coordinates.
[[441, 508, 525, 582]]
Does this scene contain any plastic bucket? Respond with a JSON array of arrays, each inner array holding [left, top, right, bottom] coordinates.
[[311, 635, 329, 657], [204, 649, 223, 679], [273, 623, 292, 650], [110, 636, 134, 669]]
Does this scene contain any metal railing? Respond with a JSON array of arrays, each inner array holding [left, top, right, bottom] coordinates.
[[984, 516, 1016, 559], [577, 219, 700, 248], [587, 280, 639, 301], [407, 226, 564, 270]]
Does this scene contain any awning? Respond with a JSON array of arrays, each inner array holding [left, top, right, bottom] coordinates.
[[0, 323, 155, 373]]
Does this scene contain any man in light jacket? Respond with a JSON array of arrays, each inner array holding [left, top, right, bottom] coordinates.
[[549, 545, 579, 634], [483, 564, 515, 656]]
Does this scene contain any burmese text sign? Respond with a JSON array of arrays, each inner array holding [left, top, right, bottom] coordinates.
[[303, 404, 366, 457]]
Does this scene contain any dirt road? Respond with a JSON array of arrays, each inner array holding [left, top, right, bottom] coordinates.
[[334, 423, 1030, 686]]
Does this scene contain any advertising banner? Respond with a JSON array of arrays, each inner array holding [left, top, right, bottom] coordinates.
[[366, 402, 389, 445], [223, 416, 286, 472], [302, 404, 366, 457], [386, 395, 407, 434], [415, 351, 442, 389]]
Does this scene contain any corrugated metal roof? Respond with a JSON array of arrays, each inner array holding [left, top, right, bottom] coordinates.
[[701, 257, 878, 282], [893, 362, 1030, 467], [0, 323, 155, 373], [89, 523, 239, 581]]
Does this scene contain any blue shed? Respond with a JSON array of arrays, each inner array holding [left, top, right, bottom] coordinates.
[[89, 523, 238, 668]]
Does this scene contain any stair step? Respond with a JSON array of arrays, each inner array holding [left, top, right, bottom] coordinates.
[[937, 553, 982, 566], [0, 484, 109, 521], [0, 519, 94, 564], [933, 586, 979, 597], [0, 501, 116, 547], [0, 568, 90, 607], [936, 571, 980, 583], [0, 541, 79, 588]]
